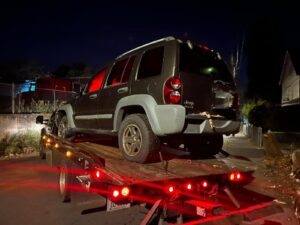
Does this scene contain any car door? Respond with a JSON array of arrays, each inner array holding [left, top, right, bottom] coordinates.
[[73, 67, 107, 129], [97, 56, 136, 130]]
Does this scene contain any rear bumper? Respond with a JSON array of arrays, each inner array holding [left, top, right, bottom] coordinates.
[[184, 120, 241, 135]]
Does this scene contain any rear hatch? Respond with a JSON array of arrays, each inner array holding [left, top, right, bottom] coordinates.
[[178, 42, 236, 114]]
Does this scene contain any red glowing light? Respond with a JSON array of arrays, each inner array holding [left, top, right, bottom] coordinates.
[[113, 190, 119, 197], [92, 168, 102, 180], [229, 172, 242, 181], [186, 183, 192, 190], [168, 186, 174, 193], [201, 181, 208, 188], [121, 187, 130, 197]]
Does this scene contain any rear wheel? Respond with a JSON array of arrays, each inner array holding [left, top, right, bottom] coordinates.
[[118, 114, 159, 163]]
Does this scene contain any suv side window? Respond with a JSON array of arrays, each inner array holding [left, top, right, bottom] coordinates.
[[106, 56, 136, 86], [87, 67, 107, 93], [137, 46, 164, 80], [122, 56, 136, 83], [106, 59, 128, 86]]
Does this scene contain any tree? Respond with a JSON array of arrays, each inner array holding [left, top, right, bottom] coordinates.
[[52, 63, 92, 78], [0, 60, 42, 82], [244, 16, 285, 103]]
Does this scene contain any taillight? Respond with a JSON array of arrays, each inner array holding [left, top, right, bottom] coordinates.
[[121, 187, 130, 197], [164, 77, 182, 104], [111, 186, 130, 199], [113, 190, 120, 198], [229, 172, 242, 182]]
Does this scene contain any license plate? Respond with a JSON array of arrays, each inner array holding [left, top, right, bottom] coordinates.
[[196, 206, 207, 217], [106, 198, 130, 212]]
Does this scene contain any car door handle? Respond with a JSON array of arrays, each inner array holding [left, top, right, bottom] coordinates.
[[89, 93, 98, 99], [117, 87, 128, 93]]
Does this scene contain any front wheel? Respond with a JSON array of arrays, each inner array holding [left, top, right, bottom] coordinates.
[[58, 116, 71, 138], [118, 114, 159, 163]]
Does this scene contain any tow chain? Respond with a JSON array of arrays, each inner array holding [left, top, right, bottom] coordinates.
[[199, 112, 223, 133]]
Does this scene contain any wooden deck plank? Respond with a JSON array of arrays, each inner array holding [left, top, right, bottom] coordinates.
[[74, 142, 255, 184]]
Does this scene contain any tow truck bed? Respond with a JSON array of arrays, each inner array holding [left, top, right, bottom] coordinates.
[[72, 141, 257, 184], [41, 134, 298, 225]]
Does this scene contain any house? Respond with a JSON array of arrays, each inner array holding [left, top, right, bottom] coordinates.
[[279, 49, 300, 106]]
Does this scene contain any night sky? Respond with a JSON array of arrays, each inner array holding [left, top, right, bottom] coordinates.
[[0, 0, 299, 81]]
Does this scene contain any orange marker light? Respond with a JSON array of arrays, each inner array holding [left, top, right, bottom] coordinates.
[[66, 150, 72, 158]]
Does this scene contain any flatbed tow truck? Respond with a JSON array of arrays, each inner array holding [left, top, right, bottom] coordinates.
[[39, 132, 297, 225]]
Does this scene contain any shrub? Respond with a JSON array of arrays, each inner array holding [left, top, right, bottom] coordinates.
[[0, 133, 10, 156], [241, 98, 266, 120], [1, 130, 40, 156]]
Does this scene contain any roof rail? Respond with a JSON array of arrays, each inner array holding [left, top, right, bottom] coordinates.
[[116, 36, 175, 59]]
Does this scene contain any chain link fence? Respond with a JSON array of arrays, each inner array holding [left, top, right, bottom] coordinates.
[[0, 82, 76, 113]]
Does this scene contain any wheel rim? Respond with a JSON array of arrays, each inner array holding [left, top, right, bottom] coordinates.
[[122, 124, 142, 156], [58, 120, 67, 138], [59, 167, 66, 195]]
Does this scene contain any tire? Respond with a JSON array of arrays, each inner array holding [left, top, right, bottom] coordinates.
[[57, 116, 71, 138], [187, 134, 223, 158], [118, 114, 159, 163], [59, 160, 72, 203]]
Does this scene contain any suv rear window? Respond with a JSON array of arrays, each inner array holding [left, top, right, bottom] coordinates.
[[137, 46, 164, 80], [179, 43, 233, 83]]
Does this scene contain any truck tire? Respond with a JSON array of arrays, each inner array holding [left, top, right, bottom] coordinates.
[[187, 134, 223, 158], [58, 116, 71, 138], [59, 160, 72, 203], [118, 114, 159, 163]]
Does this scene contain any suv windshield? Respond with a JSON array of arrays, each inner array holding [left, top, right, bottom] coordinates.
[[179, 43, 233, 83]]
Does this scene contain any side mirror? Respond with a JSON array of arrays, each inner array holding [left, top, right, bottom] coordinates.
[[36, 115, 44, 124], [73, 83, 82, 94]]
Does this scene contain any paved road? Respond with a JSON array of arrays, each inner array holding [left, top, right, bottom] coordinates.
[[0, 134, 298, 225], [0, 156, 145, 225]]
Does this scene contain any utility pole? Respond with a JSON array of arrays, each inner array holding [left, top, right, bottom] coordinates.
[[12, 83, 15, 114]]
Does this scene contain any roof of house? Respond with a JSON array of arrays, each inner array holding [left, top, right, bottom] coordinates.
[[279, 49, 300, 84], [288, 49, 300, 74]]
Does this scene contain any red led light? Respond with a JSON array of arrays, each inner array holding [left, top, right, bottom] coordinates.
[[168, 186, 174, 193], [92, 168, 102, 179], [229, 172, 242, 181], [201, 181, 208, 188], [113, 190, 119, 197], [121, 187, 130, 197], [186, 183, 192, 190]]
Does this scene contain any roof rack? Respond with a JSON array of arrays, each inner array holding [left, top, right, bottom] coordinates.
[[116, 36, 175, 59]]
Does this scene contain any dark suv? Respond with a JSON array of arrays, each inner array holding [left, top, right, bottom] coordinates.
[[52, 37, 240, 163]]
